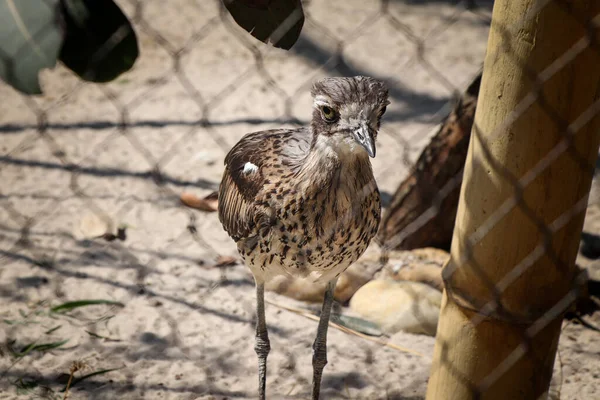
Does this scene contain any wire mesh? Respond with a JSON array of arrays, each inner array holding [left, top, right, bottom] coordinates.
[[1, 0, 599, 399]]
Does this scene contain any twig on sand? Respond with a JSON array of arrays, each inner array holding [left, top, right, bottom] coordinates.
[[265, 299, 428, 358]]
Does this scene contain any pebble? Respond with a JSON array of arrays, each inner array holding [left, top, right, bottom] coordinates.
[[349, 280, 442, 336], [377, 247, 448, 291]]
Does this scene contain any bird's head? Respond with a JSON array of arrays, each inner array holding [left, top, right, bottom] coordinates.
[[310, 76, 389, 158]]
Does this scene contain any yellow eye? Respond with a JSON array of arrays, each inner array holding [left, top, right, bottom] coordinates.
[[321, 106, 337, 122]]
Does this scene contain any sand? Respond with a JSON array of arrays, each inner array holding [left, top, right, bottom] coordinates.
[[1, 1, 599, 399]]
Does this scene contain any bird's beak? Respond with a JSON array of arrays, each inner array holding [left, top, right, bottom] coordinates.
[[352, 123, 376, 158]]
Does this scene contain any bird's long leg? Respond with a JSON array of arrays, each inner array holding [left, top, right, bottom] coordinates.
[[254, 282, 270, 400], [311, 278, 338, 400]]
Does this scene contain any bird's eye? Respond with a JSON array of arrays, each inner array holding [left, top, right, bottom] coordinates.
[[321, 106, 338, 122]]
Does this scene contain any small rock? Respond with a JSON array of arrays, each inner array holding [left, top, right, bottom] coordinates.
[[377, 247, 448, 291], [74, 213, 112, 240], [349, 280, 442, 336]]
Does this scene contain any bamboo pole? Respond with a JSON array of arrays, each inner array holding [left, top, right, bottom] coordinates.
[[425, 1, 600, 399]]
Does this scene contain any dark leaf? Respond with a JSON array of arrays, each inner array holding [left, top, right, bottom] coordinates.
[[223, 0, 304, 50], [99, 232, 118, 241], [13, 378, 39, 395], [116, 225, 127, 241], [580, 231, 600, 259], [59, 0, 138, 82], [85, 330, 121, 341], [0, 0, 63, 94], [45, 325, 62, 334]]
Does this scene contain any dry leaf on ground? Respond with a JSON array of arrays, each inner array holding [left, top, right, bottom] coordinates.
[[214, 255, 238, 267], [180, 191, 219, 212]]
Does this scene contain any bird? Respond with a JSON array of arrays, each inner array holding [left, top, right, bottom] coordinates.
[[218, 76, 389, 399]]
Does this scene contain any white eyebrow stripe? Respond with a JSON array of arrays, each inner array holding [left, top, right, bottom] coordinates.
[[242, 162, 259, 174], [313, 95, 332, 108]]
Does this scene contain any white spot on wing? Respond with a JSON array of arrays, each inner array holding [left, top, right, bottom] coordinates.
[[243, 162, 259, 175]]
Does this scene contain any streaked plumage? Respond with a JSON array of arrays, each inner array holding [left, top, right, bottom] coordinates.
[[219, 126, 380, 284], [218, 76, 389, 400]]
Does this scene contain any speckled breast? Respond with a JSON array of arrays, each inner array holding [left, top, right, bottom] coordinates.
[[241, 180, 381, 282]]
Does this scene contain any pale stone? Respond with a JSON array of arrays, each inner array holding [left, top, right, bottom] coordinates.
[[74, 212, 112, 240], [349, 280, 442, 336], [376, 247, 448, 291]]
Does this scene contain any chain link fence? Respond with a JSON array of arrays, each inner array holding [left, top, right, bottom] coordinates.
[[1, 0, 599, 399]]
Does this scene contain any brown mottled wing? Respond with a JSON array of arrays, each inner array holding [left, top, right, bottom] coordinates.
[[218, 128, 308, 242]]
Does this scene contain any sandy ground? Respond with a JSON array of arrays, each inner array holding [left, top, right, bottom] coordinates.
[[1, 0, 599, 399]]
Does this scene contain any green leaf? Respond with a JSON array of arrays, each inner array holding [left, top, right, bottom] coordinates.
[[331, 314, 383, 337], [2, 318, 40, 326], [16, 339, 69, 357], [59, 0, 138, 82], [51, 299, 124, 313], [59, 367, 123, 392], [0, 0, 63, 94], [223, 0, 304, 50], [12, 378, 39, 394], [85, 330, 121, 341]]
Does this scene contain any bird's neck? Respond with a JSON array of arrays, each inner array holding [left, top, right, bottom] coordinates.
[[310, 132, 368, 162], [299, 133, 372, 187]]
